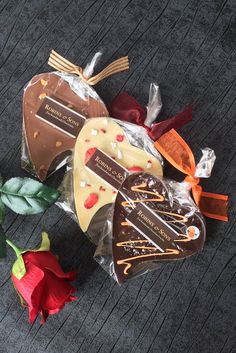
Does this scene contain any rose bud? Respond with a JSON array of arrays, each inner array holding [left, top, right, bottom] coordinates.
[[6, 232, 77, 324]]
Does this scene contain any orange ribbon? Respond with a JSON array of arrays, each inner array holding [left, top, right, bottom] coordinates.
[[155, 129, 228, 221]]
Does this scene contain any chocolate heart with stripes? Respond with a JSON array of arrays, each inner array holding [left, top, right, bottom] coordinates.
[[112, 173, 206, 284]]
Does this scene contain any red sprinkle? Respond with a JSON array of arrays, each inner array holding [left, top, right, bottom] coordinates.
[[86, 184, 91, 187], [112, 190, 117, 194], [85, 139, 90, 143], [99, 186, 106, 191], [116, 134, 124, 142], [84, 147, 97, 164], [84, 193, 98, 209], [147, 160, 152, 163], [128, 166, 144, 172], [112, 156, 116, 160], [100, 128, 106, 133]]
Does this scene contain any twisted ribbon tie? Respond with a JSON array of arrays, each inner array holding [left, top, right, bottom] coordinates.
[[48, 50, 129, 86], [155, 129, 228, 221], [109, 92, 192, 141]]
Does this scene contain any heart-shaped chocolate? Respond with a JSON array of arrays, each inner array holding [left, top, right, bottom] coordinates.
[[22, 72, 108, 181], [112, 173, 206, 284], [73, 118, 163, 233]]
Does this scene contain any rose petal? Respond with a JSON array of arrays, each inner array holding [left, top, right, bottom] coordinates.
[[28, 306, 39, 324], [46, 295, 77, 316], [12, 262, 44, 307], [13, 253, 77, 324], [12, 261, 46, 324], [23, 252, 76, 280], [37, 309, 49, 324], [40, 269, 76, 312]]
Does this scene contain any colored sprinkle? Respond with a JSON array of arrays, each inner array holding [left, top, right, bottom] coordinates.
[[84, 193, 98, 209], [116, 134, 124, 142], [111, 142, 117, 149], [84, 147, 96, 164], [128, 166, 144, 172], [91, 129, 98, 136], [117, 150, 123, 159]]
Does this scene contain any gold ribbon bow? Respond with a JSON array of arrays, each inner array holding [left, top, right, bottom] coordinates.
[[48, 50, 129, 85]]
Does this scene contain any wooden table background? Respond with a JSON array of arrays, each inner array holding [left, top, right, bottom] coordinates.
[[0, 0, 235, 352]]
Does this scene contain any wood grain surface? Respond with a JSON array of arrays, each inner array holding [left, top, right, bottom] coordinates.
[[0, 0, 235, 352]]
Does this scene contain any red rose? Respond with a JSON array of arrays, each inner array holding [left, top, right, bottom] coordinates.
[[7, 233, 77, 324]]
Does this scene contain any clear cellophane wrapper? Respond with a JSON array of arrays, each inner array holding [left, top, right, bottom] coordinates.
[[57, 116, 207, 284], [57, 116, 163, 242], [21, 53, 108, 181], [94, 174, 206, 284]]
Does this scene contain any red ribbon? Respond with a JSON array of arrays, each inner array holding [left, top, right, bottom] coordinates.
[[109, 92, 192, 140]]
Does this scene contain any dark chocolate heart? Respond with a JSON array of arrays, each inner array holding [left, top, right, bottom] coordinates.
[[23, 72, 108, 181], [112, 173, 206, 284]]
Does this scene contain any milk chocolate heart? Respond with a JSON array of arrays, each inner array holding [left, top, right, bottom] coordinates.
[[112, 173, 206, 284], [73, 118, 163, 232], [22, 72, 108, 181]]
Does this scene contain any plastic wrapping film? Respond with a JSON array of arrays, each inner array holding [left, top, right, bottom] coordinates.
[[145, 83, 162, 127], [21, 53, 108, 181], [95, 173, 206, 284], [57, 81, 210, 284], [58, 117, 164, 243], [58, 116, 207, 284], [195, 148, 216, 178]]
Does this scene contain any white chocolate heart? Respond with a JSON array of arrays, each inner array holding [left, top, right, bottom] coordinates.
[[73, 118, 163, 232]]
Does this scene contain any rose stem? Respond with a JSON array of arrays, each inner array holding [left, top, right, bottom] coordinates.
[[5, 239, 22, 258]]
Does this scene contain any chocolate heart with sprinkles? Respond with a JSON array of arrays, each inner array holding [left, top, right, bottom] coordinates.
[[112, 173, 206, 284], [73, 118, 163, 232], [23, 73, 108, 181]]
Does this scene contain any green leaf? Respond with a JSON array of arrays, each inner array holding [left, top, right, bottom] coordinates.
[[34, 232, 50, 252], [0, 199, 5, 224], [8, 232, 51, 279], [12, 255, 26, 279], [0, 227, 6, 258], [12, 282, 26, 307], [0, 178, 60, 215]]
